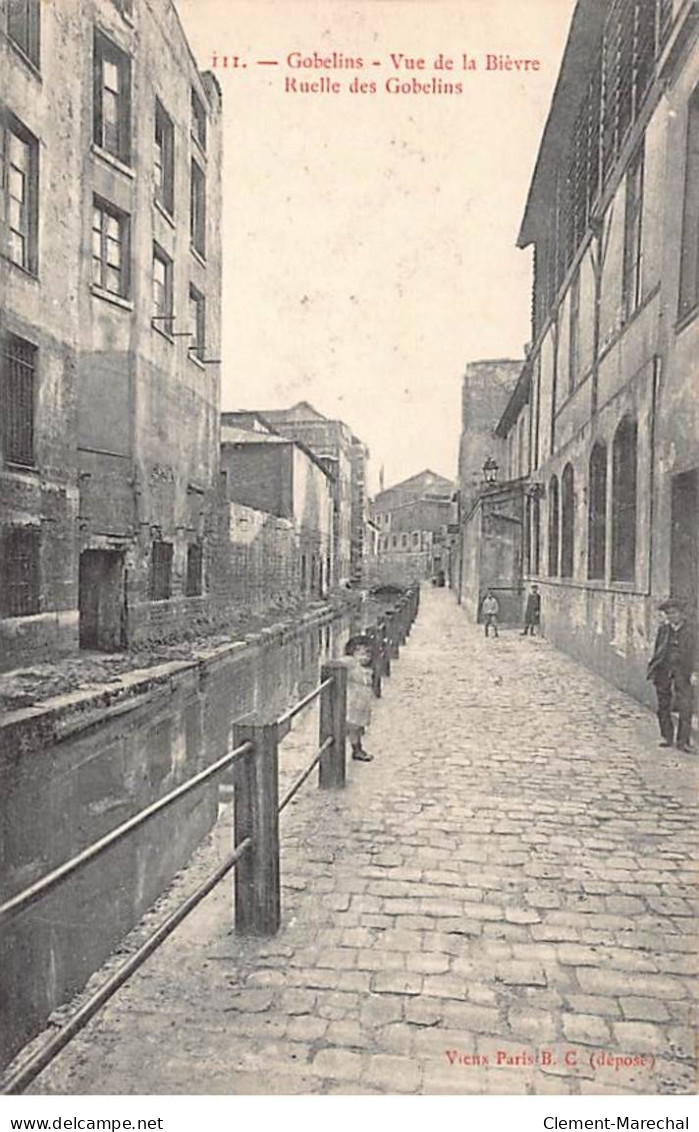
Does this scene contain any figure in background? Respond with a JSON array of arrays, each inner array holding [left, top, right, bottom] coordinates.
[[521, 585, 541, 636], [646, 597, 696, 754], [481, 589, 500, 638]]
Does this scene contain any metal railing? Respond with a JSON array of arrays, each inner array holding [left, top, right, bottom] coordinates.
[[0, 584, 420, 1094]]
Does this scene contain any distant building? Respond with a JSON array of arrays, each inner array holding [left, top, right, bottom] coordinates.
[[218, 413, 334, 606], [261, 402, 367, 587], [1, 0, 222, 669], [495, 0, 699, 714], [372, 470, 455, 585], [455, 360, 524, 620]]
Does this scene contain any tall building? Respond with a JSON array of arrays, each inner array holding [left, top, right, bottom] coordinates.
[[218, 412, 334, 607], [1, 0, 223, 670], [496, 0, 699, 711], [261, 402, 366, 587]]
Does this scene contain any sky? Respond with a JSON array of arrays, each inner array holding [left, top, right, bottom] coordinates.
[[177, 0, 576, 493]]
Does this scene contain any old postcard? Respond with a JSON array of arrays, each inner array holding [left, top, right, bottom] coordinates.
[[1, 0, 697, 1107]]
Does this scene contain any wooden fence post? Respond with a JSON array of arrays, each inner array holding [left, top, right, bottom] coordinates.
[[232, 723, 281, 936], [319, 662, 347, 789]]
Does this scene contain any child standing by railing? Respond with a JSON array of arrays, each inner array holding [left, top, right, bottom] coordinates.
[[344, 635, 375, 762]]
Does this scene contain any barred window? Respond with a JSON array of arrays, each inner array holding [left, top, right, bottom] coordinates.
[[2, 333, 36, 466], [611, 417, 637, 582], [93, 30, 131, 163], [588, 442, 607, 580], [0, 526, 40, 617], [150, 541, 173, 601], [560, 463, 575, 579], [154, 99, 174, 215], [622, 146, 644, 321], [190, 160, 206, 256], [191, 90, 207, 151], [92, 197, 129, 297], [2, 119, 39, 274], [8, 0, 40, 67], [185, 543, 203, 597], [548, 475, 559, 577]]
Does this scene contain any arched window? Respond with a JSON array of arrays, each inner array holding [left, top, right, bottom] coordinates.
[[588, 442, 607, 579], [611, 417, 637, 581], [560, 463, 575, 578], [548, 475, 559, 577]]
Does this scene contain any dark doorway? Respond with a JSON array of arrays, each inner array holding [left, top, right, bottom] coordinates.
[[670, 469, 699, 620], [79, 550, 125, 651]]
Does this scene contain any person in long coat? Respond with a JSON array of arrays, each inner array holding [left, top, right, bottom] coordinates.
[[646, 597, 696, 753]]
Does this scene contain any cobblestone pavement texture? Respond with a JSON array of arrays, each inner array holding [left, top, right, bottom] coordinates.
[[29, 590, 699, 1095]]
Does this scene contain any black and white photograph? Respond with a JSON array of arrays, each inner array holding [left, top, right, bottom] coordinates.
[[1, 0, 698, 1109]]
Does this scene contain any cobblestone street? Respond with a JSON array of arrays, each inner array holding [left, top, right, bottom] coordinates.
[[30, 588, 699, 1096]]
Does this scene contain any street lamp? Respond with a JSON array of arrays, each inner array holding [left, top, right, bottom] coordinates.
[[482, 456, 499, 485]]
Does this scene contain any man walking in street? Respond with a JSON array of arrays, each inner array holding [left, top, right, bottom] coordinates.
[[481, 589, 499, 638], [521, 584, 541, 636], [646, 597, 696, 753]]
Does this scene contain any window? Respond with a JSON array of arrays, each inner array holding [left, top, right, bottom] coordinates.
[[92, 198, 129, 297], [8, 0, 40, 67], [679, 87, 699, 320], [548, 475, 559, 577], [188, 284, 205, 360], [401, 533, 409, 550], [93, 30, 131, 163], [2, 334, 36, 466], [560, 463, 575, 578], [412, 531, 420, 549], [588, 443, 607, 579], [532, 495, 541, 576], [391, 534, 398, 550], [150, 541, 173, 601], [154, 100, 174, 215], [2, 119, 39, 274], [622, 146, 644, 321], [191, 89, 207, 151], [611, 417, 637, 581], [569, 269, 580, 392], [190, 160, 206, 256], [185, 543, 203, 596], [0, 526, 40, 616], [152, 245, 173, 327]]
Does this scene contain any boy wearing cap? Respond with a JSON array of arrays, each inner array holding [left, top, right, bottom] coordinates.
[[646, 598, 696, 753]]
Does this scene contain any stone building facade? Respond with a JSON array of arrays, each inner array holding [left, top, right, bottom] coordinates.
[[496, 0, 699, 714], [1, 0, 222, 670], [261, 402, 360, 587], [218, 415, 334, 609], [372, 470, 455, 586]]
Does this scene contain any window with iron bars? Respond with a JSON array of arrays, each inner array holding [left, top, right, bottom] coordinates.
[[2, 333, 36, 466], [150, 541, 173, 601], [0, 525, 40, 616]]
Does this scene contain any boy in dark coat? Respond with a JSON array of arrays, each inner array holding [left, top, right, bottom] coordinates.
[[521, 585, 541, 636], [646, 598, 696, 753]]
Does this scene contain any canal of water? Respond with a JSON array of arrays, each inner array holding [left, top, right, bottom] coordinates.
[[0, 600, 384, 1073]]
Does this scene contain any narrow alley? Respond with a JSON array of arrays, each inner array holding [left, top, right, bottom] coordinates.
[[26, 589, 699, 1096]]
